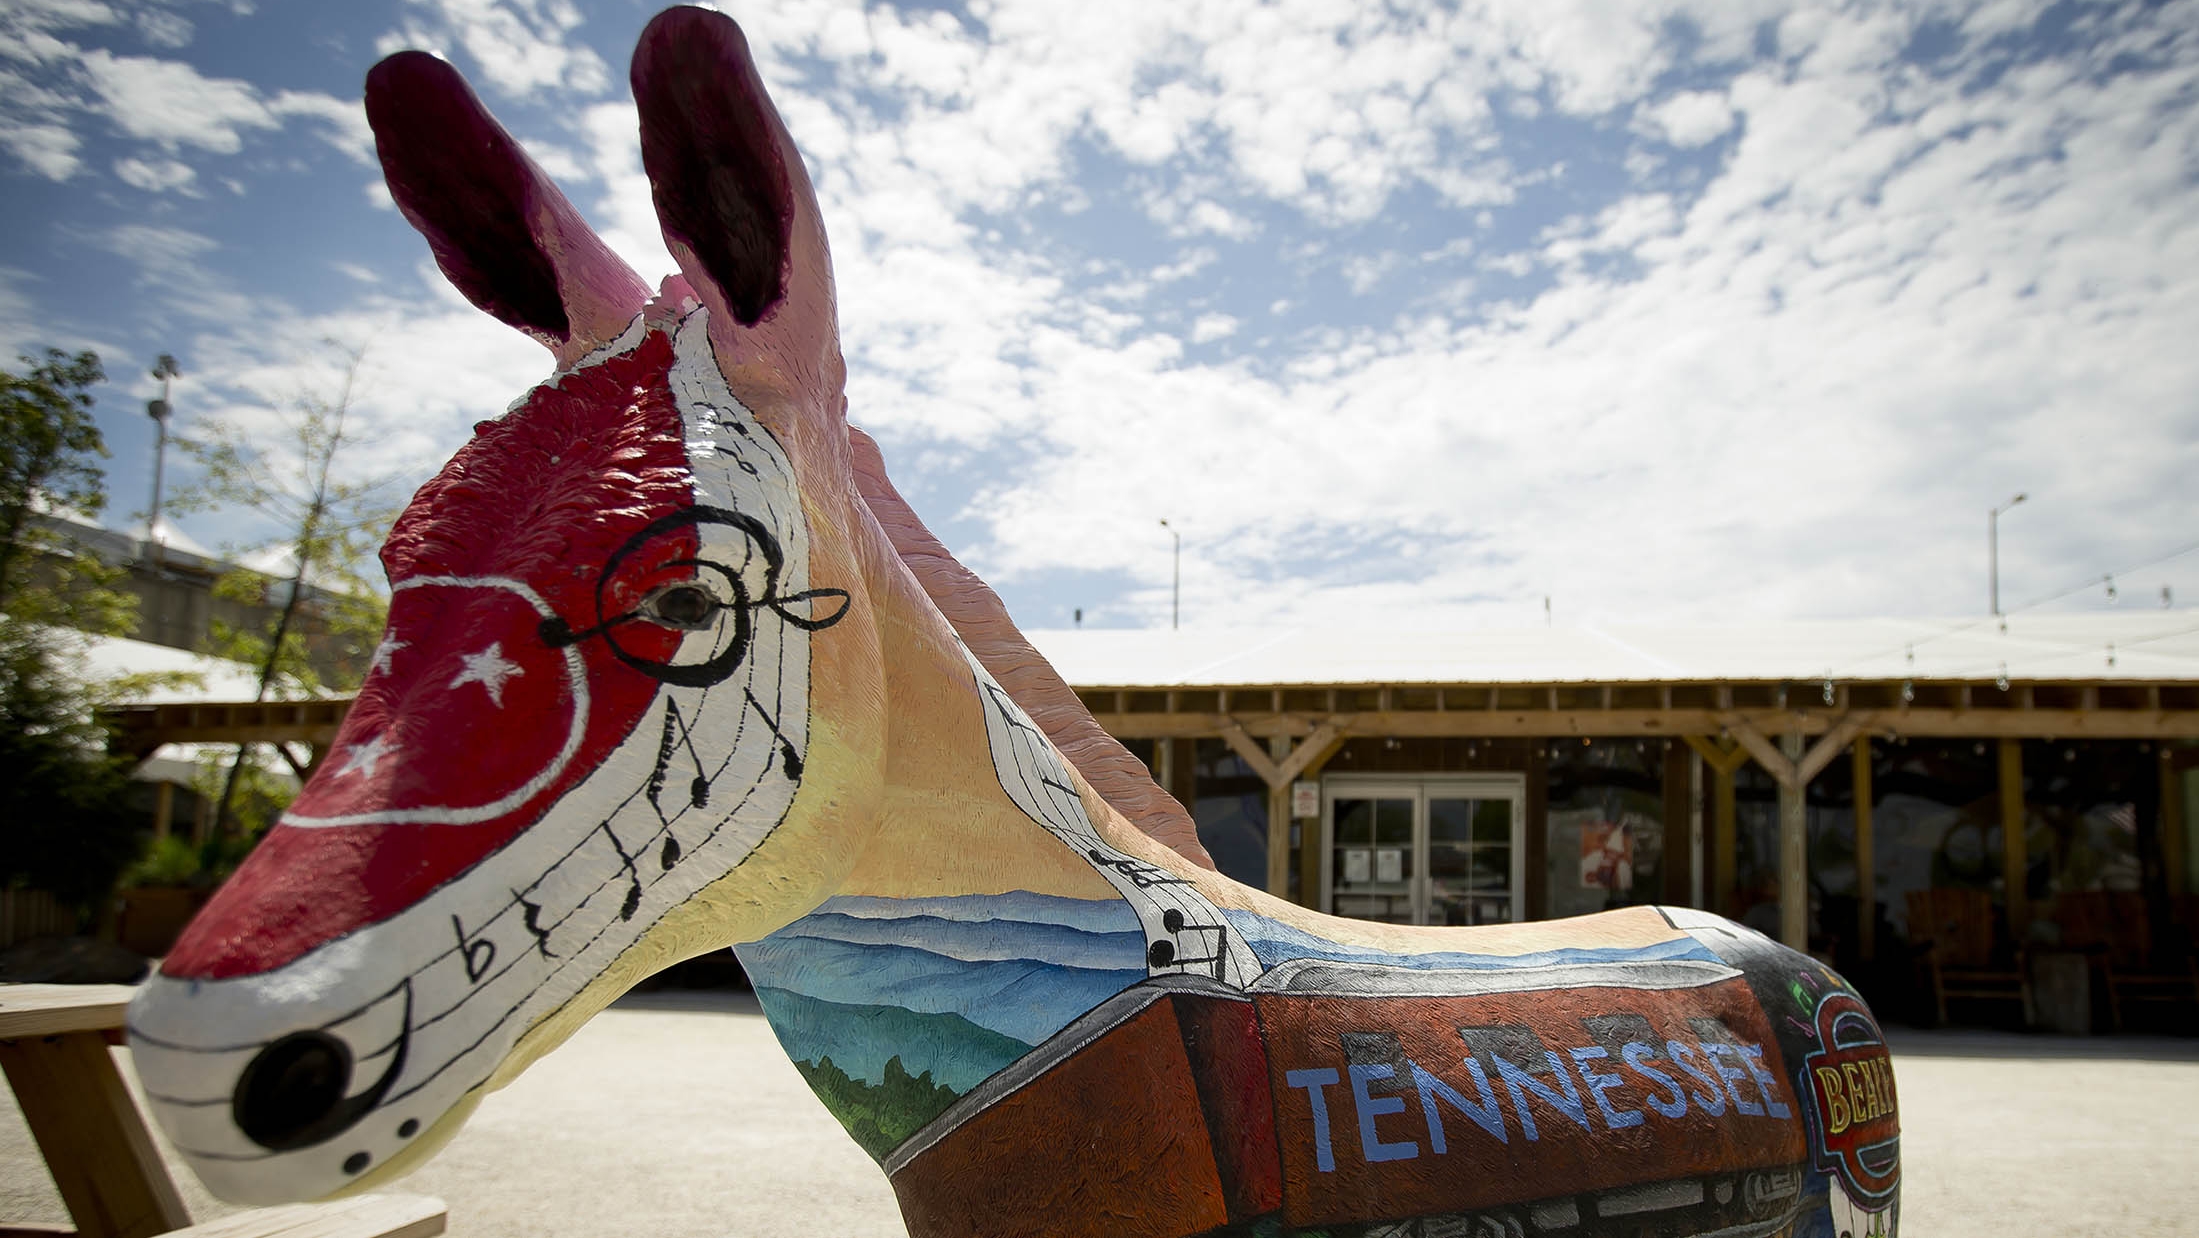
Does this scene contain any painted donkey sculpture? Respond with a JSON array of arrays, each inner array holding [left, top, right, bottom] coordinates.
[[127, 10, 1899, 1238]]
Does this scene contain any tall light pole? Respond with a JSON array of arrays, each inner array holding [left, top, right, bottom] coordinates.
[[1158, 519, 1179, 630], [1989, 491, 2026, 615], [147, 354, 180, 567]]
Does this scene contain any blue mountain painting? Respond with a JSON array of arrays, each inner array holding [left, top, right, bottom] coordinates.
[[736, 891, 1148, 1091], [1222, 910, 1725, 971]]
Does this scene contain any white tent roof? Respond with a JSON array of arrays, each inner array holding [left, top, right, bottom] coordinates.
[[1026, 612, 2199, 687], [74, 633, 267, 701]]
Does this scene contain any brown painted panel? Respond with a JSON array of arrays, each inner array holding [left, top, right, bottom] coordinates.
[[1173, 996, 1282, 1221], [891, 998, 1229, 1238], [1255, 977, 1805, 1229]]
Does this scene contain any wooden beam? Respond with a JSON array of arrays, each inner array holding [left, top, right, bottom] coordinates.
[[1265, 736, 1291, 897], [1795, 716, 1867, 786], [1222, 719, 1351, 899], [1855, 734, 1876, 962], [1712, 759, 1737, 916], [2000, 738, 2028, 941], [2163, 749, 2188, 900], [0, 1031, 191, 1238], [1779, 731, 1808, 951], [1726, 717, 1791, 784], [1216, 719, 1278, 785], [1723, 715, 1863, 790], [1294, 732, 1351, 911], [1683, 734, 1751, 776], [1088, 705, 2199, 741]]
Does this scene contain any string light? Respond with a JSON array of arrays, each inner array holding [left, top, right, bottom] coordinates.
[[1996, 663, 2009, 692], [1901, 680, 1915, 703], [2104, 574, 2118, 603], [1822, 678, 1835, 705]]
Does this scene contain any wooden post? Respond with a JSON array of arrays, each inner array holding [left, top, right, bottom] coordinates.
[[2162, 749, 2187, 899], [1681, 736, 1751, 917], [1267, 736, 1292, 897], [1779, 731, 1807, 952], [1854, 734, 1875, 962], [1999, 738, 2028, 941], [0, 1031, 192, 1238], [151, 781, 174, 842], [1217, 721, 1347, 900], [1713, 763, 1736, 916], [1688, 748, 1705, 907]]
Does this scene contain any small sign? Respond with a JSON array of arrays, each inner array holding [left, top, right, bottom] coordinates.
[[1342, 848, 1371, 884], [1291, 780, 1320, 818], [1376, 848, 1405, 884]]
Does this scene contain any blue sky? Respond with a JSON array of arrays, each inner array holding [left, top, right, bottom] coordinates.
[[3, 0, 2196, 633]]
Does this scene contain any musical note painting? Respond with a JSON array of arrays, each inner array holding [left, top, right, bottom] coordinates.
[[124, 7, 1898, 1238]]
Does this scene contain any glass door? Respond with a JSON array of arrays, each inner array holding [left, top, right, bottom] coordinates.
[[1328, 789, 1417, 923], [1324, 776, 1525, 925]]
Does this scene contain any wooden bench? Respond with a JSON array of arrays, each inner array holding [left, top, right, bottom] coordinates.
[[2058, 891, 2199, 1031], [0, 984, 444, 1238], [1907, 888, 2033, 1027]]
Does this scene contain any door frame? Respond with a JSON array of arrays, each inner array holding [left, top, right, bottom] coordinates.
[[1319, 773, 1528, 925]]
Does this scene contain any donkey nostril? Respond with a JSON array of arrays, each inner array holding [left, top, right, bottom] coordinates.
[[234, 1030, 353, 1150]]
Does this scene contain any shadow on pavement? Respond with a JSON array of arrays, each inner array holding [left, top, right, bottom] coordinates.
[[1885, 1025, 2199, 1062]]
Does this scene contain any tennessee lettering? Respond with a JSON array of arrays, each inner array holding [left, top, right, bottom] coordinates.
[[1284, 1033, 1792, 1172]]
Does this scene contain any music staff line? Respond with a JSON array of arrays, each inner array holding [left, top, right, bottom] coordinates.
[[974, 675, 1247, 986]]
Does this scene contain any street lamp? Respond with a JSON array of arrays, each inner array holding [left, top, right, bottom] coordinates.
[[1158, 519, 1179, 630], [1989, 492, 2026, 616], [147, 354, 180, 565]]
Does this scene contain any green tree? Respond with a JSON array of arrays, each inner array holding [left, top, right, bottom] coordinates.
[[173, 341, 397, 831], [0, 349, 148, 914]]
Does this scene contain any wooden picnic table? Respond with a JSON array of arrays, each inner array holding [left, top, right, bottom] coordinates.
[[0, 984, 444, 1238]]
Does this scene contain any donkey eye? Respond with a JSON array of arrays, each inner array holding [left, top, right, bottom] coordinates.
[[645, 584, 721, 629]]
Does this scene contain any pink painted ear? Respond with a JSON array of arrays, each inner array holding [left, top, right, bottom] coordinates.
[[365, 51, 650, 366], [632, 7, 845, 448]]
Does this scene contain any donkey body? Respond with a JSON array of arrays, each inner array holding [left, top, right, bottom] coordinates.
[[128, 10, 1900, 1238]]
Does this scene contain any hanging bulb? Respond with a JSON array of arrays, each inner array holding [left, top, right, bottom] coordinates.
[[1998, 617, 2008, 634], [1996, 663, 2009, 692], [2106, 643, 2116, 668], [1901, 679, 1915, 703], [1822, 678, 1835, 705], [2104, 574, 2118, 603], [2163, 585, 2174, 609]]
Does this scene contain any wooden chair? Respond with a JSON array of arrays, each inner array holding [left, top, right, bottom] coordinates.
[[2058, 891, 2199, 1031], [1906, 888, 2033, 1027]]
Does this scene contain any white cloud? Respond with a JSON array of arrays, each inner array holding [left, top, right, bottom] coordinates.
[[135, 8, 191, 49], [1635, 89, 1735, 148], [113, 153, 194, 191], [78, 48, 274, 152], [1, 118, 80, 178], [762, 0, 2199, 631], [384, 0, 610, 99], [1190, 312, 1237, 343]]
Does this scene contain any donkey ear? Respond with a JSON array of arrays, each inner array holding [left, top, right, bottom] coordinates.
[[365, 51, 649, 365], [632, 7, 844, 430]]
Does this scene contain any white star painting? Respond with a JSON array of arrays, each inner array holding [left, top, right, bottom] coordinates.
[[448, 642, 524, 708], [370, 635, 407, 676], [335, 732, 395, 780]]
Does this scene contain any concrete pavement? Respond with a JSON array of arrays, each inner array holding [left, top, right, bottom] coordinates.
[[5, 989, 2196, 1236]]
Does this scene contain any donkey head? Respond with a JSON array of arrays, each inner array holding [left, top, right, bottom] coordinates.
[[128, 7, 887, 1204]]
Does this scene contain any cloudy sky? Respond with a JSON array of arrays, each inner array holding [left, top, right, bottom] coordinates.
[[3, 0, 2196, 636]]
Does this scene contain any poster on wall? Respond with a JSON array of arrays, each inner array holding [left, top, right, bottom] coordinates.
[[1375, 849, 1404, 883], [1580, 819, 1635, 890], [1342, 849, 1372, 884]]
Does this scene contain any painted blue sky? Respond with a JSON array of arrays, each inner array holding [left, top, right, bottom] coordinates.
[[4, 0, 2196, 632]]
